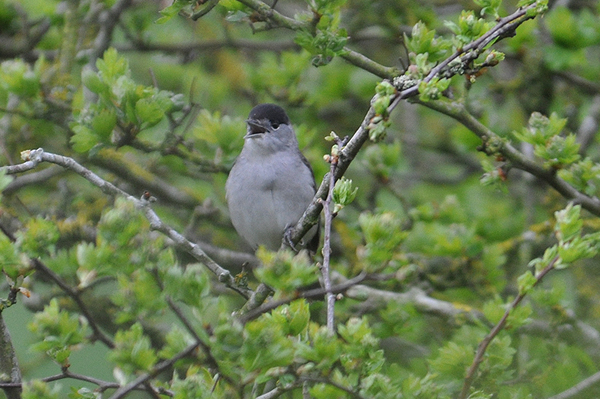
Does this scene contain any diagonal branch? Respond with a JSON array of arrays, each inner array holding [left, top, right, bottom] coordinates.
[[287, 3, 571, 246], [458, 256, 558, 399], [1, 149, 252, 299], [107, 341, 200, 399], [420, 99, 600, 216]]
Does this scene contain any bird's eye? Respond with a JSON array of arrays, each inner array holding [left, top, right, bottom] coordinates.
[[272, 123, 280, 129]]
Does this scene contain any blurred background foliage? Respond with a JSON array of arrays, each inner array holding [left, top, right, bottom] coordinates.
[[1, 0, 600, 398]]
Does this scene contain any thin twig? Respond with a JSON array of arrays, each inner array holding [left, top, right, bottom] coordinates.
[[289, 3, 546, 248], [107, 342, 200, 399], [458, 256, 559, 399], [238, 272, 367, 324], [32, 259, 116, 348], [420, 100, 600, 217], [321, 140, 340, 333]]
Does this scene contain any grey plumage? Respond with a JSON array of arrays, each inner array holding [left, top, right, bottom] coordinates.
[[226, 104, 319, 251]]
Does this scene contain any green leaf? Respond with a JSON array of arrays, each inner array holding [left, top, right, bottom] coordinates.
[[296, 324, 341, 370], [162, 263, 210, 308], [0, 59, 40, 97], [158, 327, 194, 359], [513, 112, 567, 145], [22, 380, 61, 399], [136, 97, 165, 128], [17, 216, 60, 258], [0, 234, 26, 280], [271, 299, 310, 336], [554, 203, 582, 243], [254, 249, 319, 293], [70, 125, 99, 153], [0, 168, 13, 192], [418, 77, 450, 102], [358, 211, 407, 268], [534, 134, 580, 168], [558, 158, 600, 197], [108, 323, 158, 374], [242, 315, 294, 371], [474, 0, 502, 18], [81, 67, 108, 95], [294, 28, 348, 67], [96, 47, 129, 81], [333, 176, 358, 213], [157, 0, 191, 24], [90, 108, 117, 140], [28, 298, 87, 366], [404, 22, 452, 62], [517, 271, 537, 295]]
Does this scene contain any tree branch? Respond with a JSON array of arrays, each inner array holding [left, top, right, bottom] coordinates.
[[420, 99, 600, 216], [1, 149, 252, 299], [458, 256, 558, 399], [107, 341, 200, 399], [0, 312, 21, 399], [547, 370, 600, 399], [31, 258, 116, 348], [289, 2, 547, 247], [235, 0, 397, 79], [238, 272, 367, 324]]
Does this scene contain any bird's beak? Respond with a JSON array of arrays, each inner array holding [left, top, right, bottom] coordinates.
[[246, 119, 270, 136]]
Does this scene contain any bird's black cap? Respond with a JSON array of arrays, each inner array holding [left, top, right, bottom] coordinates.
[[248, 103, 290, 127]]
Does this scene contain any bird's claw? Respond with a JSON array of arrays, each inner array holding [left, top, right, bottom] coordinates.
[[283, 226, 299, 252]]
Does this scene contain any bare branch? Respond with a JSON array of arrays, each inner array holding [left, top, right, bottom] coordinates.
[[2, 165, 65, 195], [1, 149, 252, 299], [547, 370, 600, 399], [321, 137, 346, 334], [238, 272, 367, 324]]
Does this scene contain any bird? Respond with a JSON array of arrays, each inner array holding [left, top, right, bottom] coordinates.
[[226, 103, 319, 252]]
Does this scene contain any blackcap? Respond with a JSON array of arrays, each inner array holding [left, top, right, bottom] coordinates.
[[226, 103, 319, 252]]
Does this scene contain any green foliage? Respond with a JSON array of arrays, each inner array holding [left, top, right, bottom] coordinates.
[[333, 176, 358, 213], [192, 109, 245, 159], [445, 10, 491, 46], [474, 0, 502, 19], [369, 81, 396, 140], [418, 77, 451, 102], [2, 0, 600, 398], [404, 22, 452, 63], [358, 211, 407, 269], [294, 0, 349, 66], [558, 158, 600, 197], [108, 323, 158, 375], [254, 248, 319, 294], [514, 112, 566, 145], [545, 7, 600, 49], [73, 48, 184, 153], [156, 0, 196, 24], [0, 233, 28, 281], [22, 380, 61, 399], [0, 59, 41, 98], [529, 204, 600, 272], [513, 112, 581, 168], [242, 314, 295, 372], [28, 299, 88, 366], [170, 366, 220, 399]]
